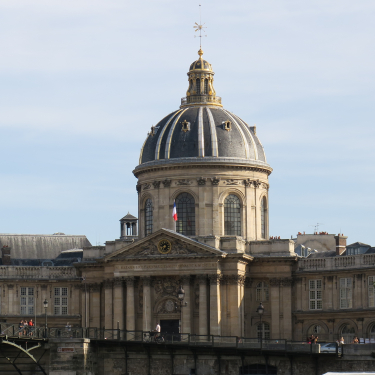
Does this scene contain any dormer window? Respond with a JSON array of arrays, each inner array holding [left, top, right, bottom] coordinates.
[[223, 121, 231, 131], [182, 120, 190, 132]]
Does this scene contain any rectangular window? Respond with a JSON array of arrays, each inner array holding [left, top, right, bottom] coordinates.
[[369, 276, 375, 307], [20, 287, 34, 315], [54, 287, 68, 315], [340, 278, 352, 309], [309, 279, 322, 310]]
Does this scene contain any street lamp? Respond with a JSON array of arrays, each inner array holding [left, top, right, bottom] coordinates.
[[176, 286, 188, 336], [43, 299, 48, 336], [256, 302, 264, 349]]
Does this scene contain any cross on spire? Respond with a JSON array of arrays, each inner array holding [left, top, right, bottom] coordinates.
[[193, 4, 207, 49]]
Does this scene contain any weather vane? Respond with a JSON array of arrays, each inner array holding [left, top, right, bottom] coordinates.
[[194, 4, 207, 49]]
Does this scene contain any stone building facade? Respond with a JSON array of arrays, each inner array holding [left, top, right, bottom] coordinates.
[[1, 49, 375, 353]]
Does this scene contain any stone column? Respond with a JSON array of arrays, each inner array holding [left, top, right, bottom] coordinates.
[[208, 274, 221, 336], [125, 277, 135, 335], [211, 178, 220, 236], [181, 276, 191, 334], [197, 275, 208, 336], [270, 278, 280, 339], [143, 277, 152, 331], [113, 278, 124, 330], [90, 284, 101, 328], [104, 280, 113, 330], [227, 275, 245, 337], [282, 278, 293, 340]]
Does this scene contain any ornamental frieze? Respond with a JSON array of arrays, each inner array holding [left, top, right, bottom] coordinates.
[[211, 177, 220, 186], [225, 179, 241, 185], [197, 177, 207, 185], [152, 181, 161, 189], [162, 179, 172, 187], [176, 179, 192, 185], [143, 183, 151, 190]]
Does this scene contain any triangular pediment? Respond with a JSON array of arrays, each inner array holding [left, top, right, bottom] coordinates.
[[104, 229, 226, 261]]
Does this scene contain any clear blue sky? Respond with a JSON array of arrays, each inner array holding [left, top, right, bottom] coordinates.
[[1, 0, 375, 246]]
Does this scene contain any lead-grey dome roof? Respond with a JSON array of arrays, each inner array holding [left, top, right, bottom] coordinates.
[[138, 106, 269, 167]]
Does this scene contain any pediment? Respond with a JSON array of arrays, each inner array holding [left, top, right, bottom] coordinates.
[[104, 229, 226, 261]]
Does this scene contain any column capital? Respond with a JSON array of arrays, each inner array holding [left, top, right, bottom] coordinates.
[[125, 276, 135, 286], [114, 278, 123, 287], [180, 275, 191, 285], [89, 283, 101, 292], [222, 275, 246, 286], [196, 275, 207, 285], [104, 279, 113, 289], [142, 276, 151, 287], [208, 274, 222, 285]]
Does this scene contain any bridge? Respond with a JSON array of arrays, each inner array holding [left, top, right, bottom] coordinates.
[[0, 324, 341, 374]]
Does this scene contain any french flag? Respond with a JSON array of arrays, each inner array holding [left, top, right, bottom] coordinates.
[[172, 201, 178, 221]]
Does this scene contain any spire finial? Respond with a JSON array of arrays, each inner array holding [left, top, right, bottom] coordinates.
[[194, 4, 207, 49]]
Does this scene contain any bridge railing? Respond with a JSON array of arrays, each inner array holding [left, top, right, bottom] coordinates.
[[0, 326, 339, 355]]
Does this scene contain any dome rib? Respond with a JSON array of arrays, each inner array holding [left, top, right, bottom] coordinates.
[[198, 107, 204, 157], [155, 111, 179, 160], [205, 107, 218, 157], [164, 109, 188, 159]]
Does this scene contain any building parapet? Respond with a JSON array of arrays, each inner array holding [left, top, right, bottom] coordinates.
[[297, 253, 375, 271], [0, 266, 78, 279]]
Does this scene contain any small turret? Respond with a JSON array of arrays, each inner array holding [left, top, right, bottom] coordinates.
[[120, 213, 138, 240]]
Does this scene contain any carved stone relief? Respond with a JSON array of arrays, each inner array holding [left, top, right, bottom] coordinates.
[[197, 177, 207, 186], [162, 179, 172, 187], [152, 181, 161, 189], [176, 179, 191, 185], [211, 177, 220, 186], [225, 179, 241, 185]]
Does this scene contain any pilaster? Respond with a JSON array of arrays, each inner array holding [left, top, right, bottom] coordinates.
[[197, 275, 208, 336], [181, 276, 191, 334], [208, 274, 222, 336], [143, 277, 152, 331], [113, 278, 124, 330], [104, 280, 113, 330], [270, 278, 280, 339]]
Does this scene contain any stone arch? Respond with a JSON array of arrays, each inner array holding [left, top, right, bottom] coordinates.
[[218, 188, 245, 206], [303, 321, 329, 341], [365, 320, 375, 339], [170, 188, 198, 204], [154, 296, 181, 314], [140, 192, 154, 207], [337, 319, 357, 343]]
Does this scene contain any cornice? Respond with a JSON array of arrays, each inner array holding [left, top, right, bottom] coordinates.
[[133, 158, 272, 178]]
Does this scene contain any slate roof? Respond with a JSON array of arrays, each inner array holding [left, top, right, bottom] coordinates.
[[0, 233, 91, 259], [346, 242, 371, 247], [138, 106, 269, 166], [120, 213, 138, 221]]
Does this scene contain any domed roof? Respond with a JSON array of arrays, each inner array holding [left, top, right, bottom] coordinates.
[[189, 48, 213, 71], [135, 50, 271, 174], [138, 107, 269, 168]]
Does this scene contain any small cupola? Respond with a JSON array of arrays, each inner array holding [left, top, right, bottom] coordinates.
[[181, 49, 222, 108], [120, 213, 138, 240]]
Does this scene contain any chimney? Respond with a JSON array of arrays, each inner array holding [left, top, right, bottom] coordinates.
[[334, 234, 347, 255], [1, 245, 11, 265]]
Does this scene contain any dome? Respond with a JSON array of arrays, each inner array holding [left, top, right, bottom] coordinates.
[[189, 49, 213, 71], [136, 50, 271, 174]]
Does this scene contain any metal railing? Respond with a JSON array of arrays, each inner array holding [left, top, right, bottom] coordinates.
[[0, 325, 340, 355]]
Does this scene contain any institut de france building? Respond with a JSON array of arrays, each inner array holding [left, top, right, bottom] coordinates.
[[1, 48, 375, 345]]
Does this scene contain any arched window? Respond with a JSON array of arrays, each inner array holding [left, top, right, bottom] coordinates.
[[224, 194, 241, 236], [204, 79, 209, 94], [261, 196, 267, 239], [175, 193, 195, 236], [369, 323, 375, 340], [144, 199, 153, 236], [341, 324, 355, 344], [257, 322, 270, 340], [307, 324, 328, 341], [256, 282, 269, 301], [196, 78, 201, 94]]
